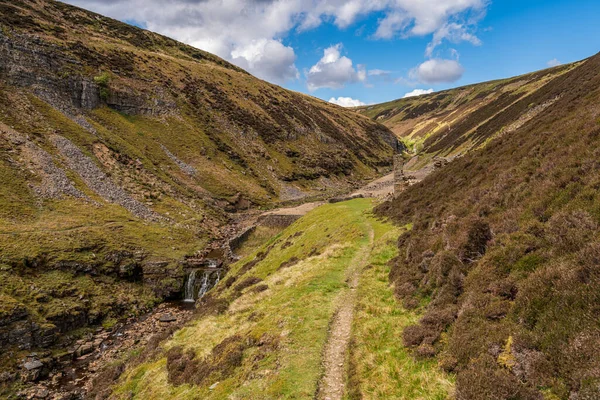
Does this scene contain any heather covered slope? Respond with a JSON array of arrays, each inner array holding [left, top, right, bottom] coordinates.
[[376, 53, 600, 399], [358, 60, 582, 166], [0, 0, 397, 375]]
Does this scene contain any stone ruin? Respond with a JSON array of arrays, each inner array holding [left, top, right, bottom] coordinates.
[[393, 154, 407, 197]]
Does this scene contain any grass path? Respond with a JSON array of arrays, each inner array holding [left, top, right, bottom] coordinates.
[[347, 218, 454, 399], [317, 226, 374, 400], [111, 199, 453, 399]]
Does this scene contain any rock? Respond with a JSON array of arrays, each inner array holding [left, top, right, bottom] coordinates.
[[24, 360, 44, 371], [432, 157, 449, 169], [21, 362, 46, 383], [159, 314, 176, 323], [75, 342, 95, 357], [0, 371, 16, 383], [34, 387, 49, 398], [209, 382, 219, 390]]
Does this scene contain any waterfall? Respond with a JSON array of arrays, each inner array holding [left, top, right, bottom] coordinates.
[[197, 271, 211, 299], [183, 260, 222, 302], [183, 270, 197, 302]]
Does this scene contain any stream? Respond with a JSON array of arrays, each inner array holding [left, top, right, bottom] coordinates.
[[34, 260, 226, 399]]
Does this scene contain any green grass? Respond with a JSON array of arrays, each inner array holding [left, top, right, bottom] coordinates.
[[348, 220, 454, 399], [111, 199, 453, 399]]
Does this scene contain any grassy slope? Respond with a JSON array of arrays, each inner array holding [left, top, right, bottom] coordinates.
[[110, 199, 451, 399], [2, 0, 397, 206], [357, 61, 582, 165], [375, 53, 600, 399], [348, 221, 453, 399], [0, 0, 397, 366]]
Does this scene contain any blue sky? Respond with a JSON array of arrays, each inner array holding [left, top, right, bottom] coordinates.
[[64, 0, 600, 106]]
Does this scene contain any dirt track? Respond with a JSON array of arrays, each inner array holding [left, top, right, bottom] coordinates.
[[317, 224, 374, 400]]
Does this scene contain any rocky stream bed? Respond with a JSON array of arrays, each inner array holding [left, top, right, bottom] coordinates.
[[16, 301, 195, 400]]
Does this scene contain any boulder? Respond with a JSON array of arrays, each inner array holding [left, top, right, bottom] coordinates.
[[159, 314, 176, 323], [23, 360, 44, 371], [21, 359, 48, 382], [75, 342, 95, 358]]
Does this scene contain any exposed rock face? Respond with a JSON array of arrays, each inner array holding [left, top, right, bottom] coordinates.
[[141, 260, 184, 298], [0, 320, 58, 351], [0, 31, 102, 137], [0, 30, 174, 117]]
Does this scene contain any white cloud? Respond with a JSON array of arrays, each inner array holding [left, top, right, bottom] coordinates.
[[231, 39, 299, 84], [368, 68, 393, 82], [547, 58, 562, 67], [403, 88, 434, 98], [426, 23, 482, 57], [329, 97, 367, 107], [63, 0, 489, 85], [374, 11, 411, 39], [306, 44, 366, 91], [410, 59, 464, 84], [368, 69, 392, 77], [373, 0, 487, 39]]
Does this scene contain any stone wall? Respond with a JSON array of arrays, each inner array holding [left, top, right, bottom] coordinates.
[[228, 225, 257, 253], [257, 214, 302, 228]]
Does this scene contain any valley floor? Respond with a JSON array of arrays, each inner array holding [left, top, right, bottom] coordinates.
[[109, 199, 452, 399]]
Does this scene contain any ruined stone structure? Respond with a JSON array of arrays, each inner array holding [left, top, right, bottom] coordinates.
[[393, 154, 407, 196]]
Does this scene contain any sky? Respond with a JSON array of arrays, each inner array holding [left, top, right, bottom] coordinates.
[[62, 0, 600, 107]]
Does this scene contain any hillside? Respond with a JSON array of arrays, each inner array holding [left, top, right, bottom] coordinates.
[[0, 0, 398, 382], [358, 61, 582, 167], [92, 199, 452, 399], [376, 52, 600, 398], [3, 1, 600, 399]]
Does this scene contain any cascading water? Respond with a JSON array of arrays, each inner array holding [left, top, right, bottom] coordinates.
[[197, 271, 211, 298], [183, 259, 222, 302], [183, 270, 197, 302]]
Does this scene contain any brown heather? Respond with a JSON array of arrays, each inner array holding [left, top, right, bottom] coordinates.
[[376, 52, 600, 399]]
